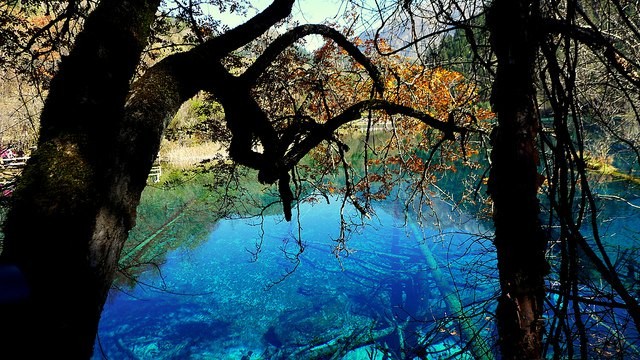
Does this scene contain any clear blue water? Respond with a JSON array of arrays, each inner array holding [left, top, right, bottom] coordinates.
[[93, 197, 497, 359], [93, 179, 640, 359]]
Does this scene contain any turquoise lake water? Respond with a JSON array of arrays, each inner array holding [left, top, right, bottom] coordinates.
[[93, 196, 497, 359], [91, 173, 640, 359]]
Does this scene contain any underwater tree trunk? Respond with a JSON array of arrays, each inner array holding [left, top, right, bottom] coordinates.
[[408, 221, 493, 359], [486, 1, 548, 359]]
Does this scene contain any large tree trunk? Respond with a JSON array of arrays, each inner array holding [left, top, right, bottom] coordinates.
[[0, 0, 296, 356], [0, 1, 160, 357], [486, 1, 548, 359]]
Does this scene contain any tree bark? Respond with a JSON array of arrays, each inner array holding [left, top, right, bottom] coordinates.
[[0, 1, 160, 357], [486, 1, 548, 359], [0, 0, 295, 357]]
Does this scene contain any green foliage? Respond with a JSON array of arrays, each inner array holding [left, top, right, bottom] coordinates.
[[190, 96, 220, 121], [438, 30, 474, 72], [165, 93, 229, 144], [434, 18, 492, 99]]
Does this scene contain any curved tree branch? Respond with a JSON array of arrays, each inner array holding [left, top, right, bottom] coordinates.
[[241, 23, 384, 93], [542, 18, 640, 88], [120, 0, 297, 174], [282, 99, 475, 169], [195, 0, 295, 58]]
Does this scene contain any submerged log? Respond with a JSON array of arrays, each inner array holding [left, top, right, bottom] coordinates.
[[284, 326, 394, 359], [407, 221, 494, 360], [585, 156, 640, 185], [119, 212, 186, 264]]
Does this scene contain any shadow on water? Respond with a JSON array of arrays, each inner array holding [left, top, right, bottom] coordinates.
[[262, 326, 283, 348]]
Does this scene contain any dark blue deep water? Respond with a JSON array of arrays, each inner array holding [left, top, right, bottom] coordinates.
[[93, 197, 497, 359]]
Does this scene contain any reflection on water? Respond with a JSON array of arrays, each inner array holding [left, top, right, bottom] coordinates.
[[94, 197, 496, 359]]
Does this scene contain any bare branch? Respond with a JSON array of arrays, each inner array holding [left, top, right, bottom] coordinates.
[[543, 18, 640, 88], [241, 24, 384, 94], [194, 0, 295, 59], [282, 99, 475, 169]]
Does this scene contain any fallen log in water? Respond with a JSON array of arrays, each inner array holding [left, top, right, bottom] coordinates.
[[407, 221, 494, 360], [118, 211, 186, 265], [585, 156, 640, 185], [282, 325, 394, 359], [119, 198, 199, 265]]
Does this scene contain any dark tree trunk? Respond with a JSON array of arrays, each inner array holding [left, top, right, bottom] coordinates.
[[0, 1, 160, 357], [486, 1, 548, 359], [0, 0, 296, 357]]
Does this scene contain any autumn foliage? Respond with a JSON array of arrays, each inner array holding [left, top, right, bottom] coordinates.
[[252, 34, 493, 213]]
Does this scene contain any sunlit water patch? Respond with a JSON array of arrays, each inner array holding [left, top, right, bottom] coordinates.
[[94, 198, 496, 359]]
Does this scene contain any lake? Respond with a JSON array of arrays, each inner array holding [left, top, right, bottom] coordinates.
[[92, 166, 640, 359], [93, 192, 497, 359]]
